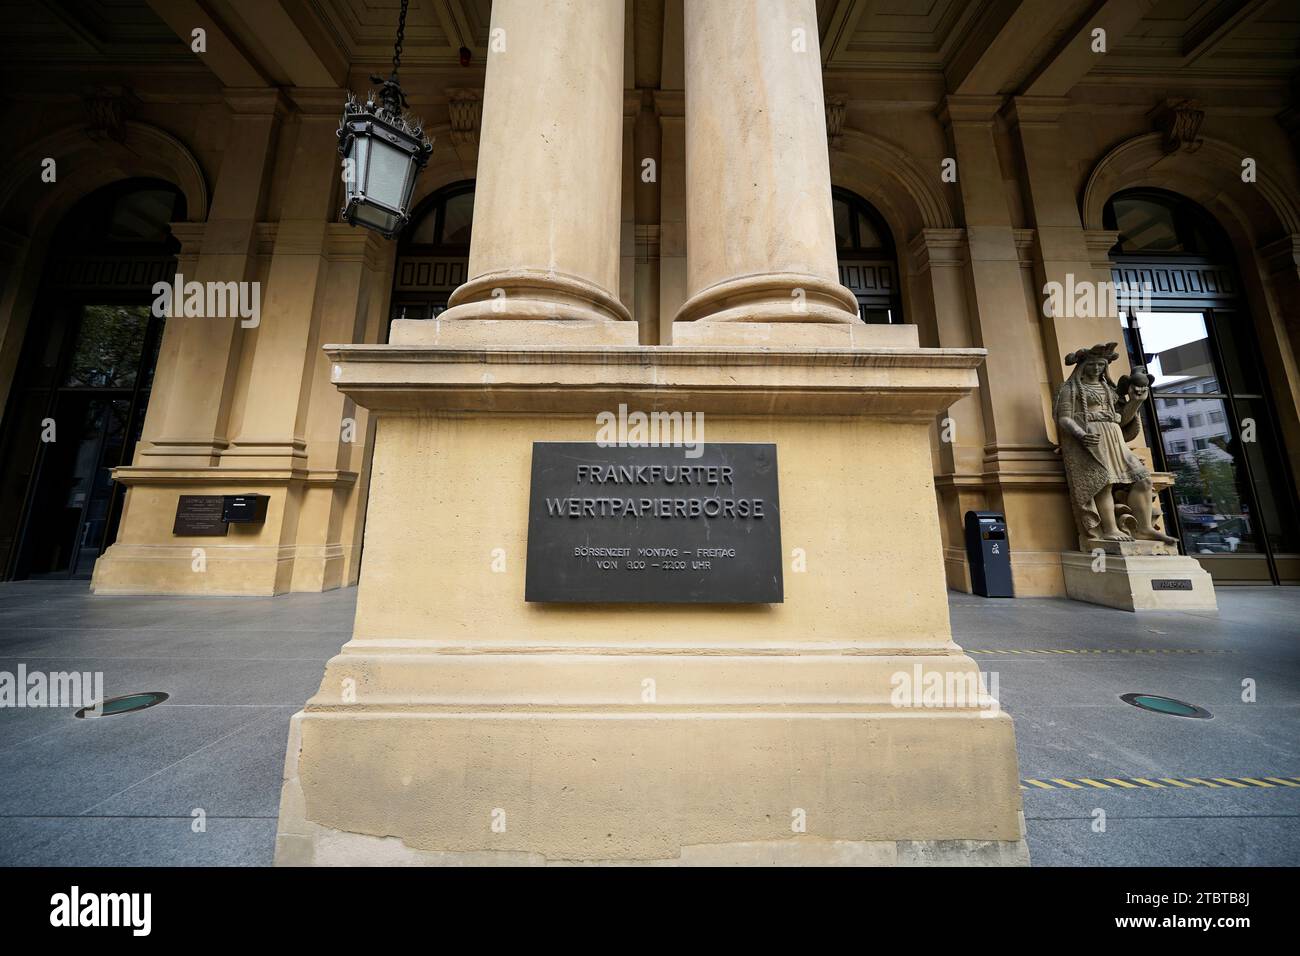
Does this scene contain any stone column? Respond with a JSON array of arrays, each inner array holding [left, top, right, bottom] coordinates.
[[1008, 96, 1129, 387], [940, 95, 1073, 595], [675, 0, 859, 343], [139, 89, 285, 467], [426, 0, 633, 343]]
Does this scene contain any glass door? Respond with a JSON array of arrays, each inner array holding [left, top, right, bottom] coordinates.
[[14, 304, 161, 579], [1122, 309, 1299, 584]]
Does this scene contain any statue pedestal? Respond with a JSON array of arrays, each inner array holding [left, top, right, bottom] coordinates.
[[1061, 541, 1217, 612], [273, 328, 1028, 865]]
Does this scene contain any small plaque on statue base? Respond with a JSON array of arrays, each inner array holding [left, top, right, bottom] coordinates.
[[1061, 546, 1217, 612]]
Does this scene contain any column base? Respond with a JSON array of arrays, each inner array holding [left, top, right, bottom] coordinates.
[[90, 471, 359, 596], [1061, 549, 1218, 611], [437, 269, 634, 325], [673, 320, 918, 349], [389, 317, 638, 348], [91, 543, 353, 596], [674, 273, 860, 326], [274, 708, 1028, 866]]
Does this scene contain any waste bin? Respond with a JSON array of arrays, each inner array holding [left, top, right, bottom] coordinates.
[[964, 510, 1013, 598]]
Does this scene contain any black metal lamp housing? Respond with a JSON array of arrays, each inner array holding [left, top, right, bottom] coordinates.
[[336, 0, 431, 239]]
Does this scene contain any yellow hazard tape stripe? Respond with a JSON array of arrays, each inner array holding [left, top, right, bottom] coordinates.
[[967, 648, 1229, 655], [1022, 775, 1299, 791]]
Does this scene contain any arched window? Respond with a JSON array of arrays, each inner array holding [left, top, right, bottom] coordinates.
[[1103, 188, 1224, 258], [833, 187, 902, 324], [389, 181, 474, 329], [1104, 188, 1299, 584]]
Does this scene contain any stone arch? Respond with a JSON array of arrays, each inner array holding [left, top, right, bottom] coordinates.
[[0, 121, 209, 409], [830, 129, 958, 342], [830, 128, 956, 243], [1080, 130, 1300, 501], [0, 121, 208, 234], [1080, 132, 1300, 242]]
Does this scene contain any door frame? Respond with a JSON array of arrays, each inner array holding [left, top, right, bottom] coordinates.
[[1116, 270, 1299, 585]]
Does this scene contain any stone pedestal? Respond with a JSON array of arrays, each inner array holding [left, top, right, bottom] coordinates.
[[273, 340, 1028, 866], [1061, 541, 1218, 612]]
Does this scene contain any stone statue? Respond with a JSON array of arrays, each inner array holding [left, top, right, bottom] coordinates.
[[1054, 343, 1177, 547]]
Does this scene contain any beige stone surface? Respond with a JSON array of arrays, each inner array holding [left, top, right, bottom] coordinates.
[[437, 0, 632, 327], [675, 0, 859, 326], [1061, 552, 1218, 612], [91, 474, 355, 596], [673, 321, 919, 349], [0, 2, 1297, 604], [274, 342, 1028, 865], [389, 317, 638, 348]]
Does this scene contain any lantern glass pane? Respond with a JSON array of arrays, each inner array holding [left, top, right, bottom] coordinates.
[[345, 137, 368, 202], [367, 139, 412, 211], [350, 201, 399, 235]]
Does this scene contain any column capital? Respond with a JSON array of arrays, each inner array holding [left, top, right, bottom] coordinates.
[[1013, 228, 1037, 267], [286, 87, 349, 116], [937, 94, 1006, 129], [222, 87, 292, 117], [1083, 230, 1121, 270], [1258, 234, 1300, 277], [908, 228, 967, 271], [1003, 95, 1073, 130], [325, 223, 393, 270], [168, 221, 206, 257]]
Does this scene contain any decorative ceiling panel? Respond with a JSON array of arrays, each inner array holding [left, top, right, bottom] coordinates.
[[315, 0, 492, 66], [818, 0, 995, 70], [0, 0, 196, 63], [1098, 0, 1300, 77]]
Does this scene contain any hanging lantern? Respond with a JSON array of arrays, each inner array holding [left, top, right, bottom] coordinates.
[[337, 0, 432, 239]]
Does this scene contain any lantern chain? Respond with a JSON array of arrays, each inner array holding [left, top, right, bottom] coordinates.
[[393, 0, 409, 77]]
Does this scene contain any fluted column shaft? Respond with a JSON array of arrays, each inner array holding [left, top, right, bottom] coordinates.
[[676, 0, 857, 325], [440, 0, 631, 325]]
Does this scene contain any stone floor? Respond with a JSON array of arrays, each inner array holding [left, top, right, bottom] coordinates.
[[0, 580, 1296, 866]]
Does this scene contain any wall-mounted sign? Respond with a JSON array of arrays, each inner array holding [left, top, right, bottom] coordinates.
[[173, 495, 229, 536], [525, 442, 782, 604], [223, 494, 268, 524]]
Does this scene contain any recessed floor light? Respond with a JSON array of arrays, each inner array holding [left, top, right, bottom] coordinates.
[[75, 692, 169, 719], [1120, 693, 1211, 719]]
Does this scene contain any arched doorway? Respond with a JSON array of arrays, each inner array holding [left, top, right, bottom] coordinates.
[[833, 187, 902, 324], [0, 178, 184, 579], [1106, 188, 1299, 584], [387, 180, 474, 336]]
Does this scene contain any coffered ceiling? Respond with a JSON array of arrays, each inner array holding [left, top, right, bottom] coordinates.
[[817, 0, 1300, 86], [311, 0, 492, 67], [818, 0, 989, 71], [1, 0, 1296, 94], [0, 0, 192, 63], [1095, 0, 1300, 78]]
